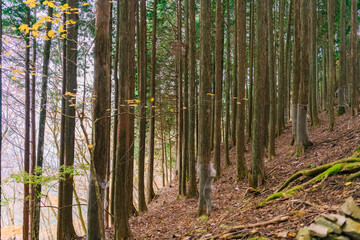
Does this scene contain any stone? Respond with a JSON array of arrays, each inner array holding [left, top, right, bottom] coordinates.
[[341, 196, 360, 221], [329, 214, 347, 227], [296, 227, 311, 240], [278, 230, 288, 238], [315, 216, 342, 234], [309, 223, 328, 238], [343, 218, 360, 240], [334, 236, 350, 240]]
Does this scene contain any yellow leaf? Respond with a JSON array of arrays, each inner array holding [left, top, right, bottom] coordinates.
[[134, 99, 141, 103], [170, 109, 174, 112], [150, 97, 154, 102], [345, 182, 352, 186], [82, 2, 89, 6], [48, 30, 55, 37], [237, 102, 241, 105], [11, 76, 16, 80], [88, 144, 94, 149]]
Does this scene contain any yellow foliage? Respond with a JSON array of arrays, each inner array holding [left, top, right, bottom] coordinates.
[[48, 30, 55, 37], [23, 0, 39, 8]]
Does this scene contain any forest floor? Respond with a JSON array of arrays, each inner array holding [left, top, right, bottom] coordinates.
[[110, 110, 360, 239]]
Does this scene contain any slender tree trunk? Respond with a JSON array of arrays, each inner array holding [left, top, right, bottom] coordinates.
[[310, 0, 319, 125], [291, 0, 300, 145], [182, 0, 189, 193], [323, 44, 328, 111], [110, 0, 120, 225], [29, 11, 37, 237], [62, 0, 79, 238], [284, 0, 293, 122], [177, 0, 184, 196], [147, 0, 157, 203], [86, 0, 111, 239], [337, 0, 346, 116], [0, 1, 3, 238], [188, 0, 197, 196], [126, 0, 137, 217], [32, 7, 53, 240], [268, 0, 276, 159], [251, 0, 267, 188], [23, 6, 31, 240], [296, 0, 312, 155], [224, 0, 231, 168], [327, 0, 335, 130], [351, 0, 358, 115], [138, 0, 148, 213], [231, 6, 238, 146], [214, 0, 224, 179], [276, 0, 285, 136], [198, 0, 212, 216], [114, 0, 131, 238], [236, 0, 246, 180], [57, 2, 67, 237], [247, 0, 254, 143]]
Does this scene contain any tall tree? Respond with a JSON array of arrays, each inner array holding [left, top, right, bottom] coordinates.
[[110, 0, 120, 225], [114, 0, 131, 237], [276, 0, 286, 136], [62, 0, 79, 238], [86, 0, 111, 238], [236, 0, 246, 180], [32, 6, 53, 240], [138, 0, 148, 213], [327, 0, 335, 130], [268, 0, 276, 159], [188, 0, 197, 196], [296, 0, 313, 155], [23, 6, 31, 240], [214, 0, 224, 179], [0, 0, 2, 238], [338, 0, 346, 116], [198, 0, 212, 215], [284, 0, 293, 122], [350, 0, 358, 115], [247, 0, 255, 142], [251, 0, 267, 188], [224, 0, 231, 168], [148, 0, 157, 203], [231, 4, 238, 146], [310, 0, 319, 125], [291, 0, 301, 145], [177, 0, 184, 195]]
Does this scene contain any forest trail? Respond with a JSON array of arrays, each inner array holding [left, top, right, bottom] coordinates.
[[109, 111, 360, 239]]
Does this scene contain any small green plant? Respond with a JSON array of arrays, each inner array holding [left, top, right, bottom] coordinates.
[[198, 215, 208, 222]]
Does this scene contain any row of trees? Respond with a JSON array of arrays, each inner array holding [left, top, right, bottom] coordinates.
[[0, 0, 358, 239]]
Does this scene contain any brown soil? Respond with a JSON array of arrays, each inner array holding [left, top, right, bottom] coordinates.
[[111, 110, 360, 239]]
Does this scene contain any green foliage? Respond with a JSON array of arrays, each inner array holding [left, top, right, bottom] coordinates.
[[198, 215, 208, 222]]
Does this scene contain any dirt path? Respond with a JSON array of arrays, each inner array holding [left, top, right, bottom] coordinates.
[[111, 111, 360, 239]]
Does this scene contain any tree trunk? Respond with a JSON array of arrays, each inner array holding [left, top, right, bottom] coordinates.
[[251, 0, 267, 188], [327, 0, 335, 130], [0, 1, 3, 238], [310, 0, 319, 125], [57, 2, 67, 236], [177, 0, 184, 196], [62, 0, 79, 238], [236, 0, 246, 180], [110, 0, 120, 225], [284, 0, 293, 122], [214, 0, 224, 179], [231, 6, 238, 146], [351, 0, 358, 115], [224, 0, 231, 168], [291, 0, 300, 145], [188, 0, 197, 196], [247, 0, 254, 143], [337, 0, 346, 116], [268, 0, 276, 159], [198, 0, 212, 216], [296, 0, 312, 155], [114, 0, 131, 238], [23, 6, 31, 240], [138, 0, 148, 213], [147, 0, 157, 203], [276, 0, 285, 136], [86, 0, 111, 239], [32, 7, 53, 240]]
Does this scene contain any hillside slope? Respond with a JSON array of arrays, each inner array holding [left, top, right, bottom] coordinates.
[[111, 111, 360, 239]]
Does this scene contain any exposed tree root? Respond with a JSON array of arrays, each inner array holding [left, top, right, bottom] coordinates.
[[259, 148, 360, 206]]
